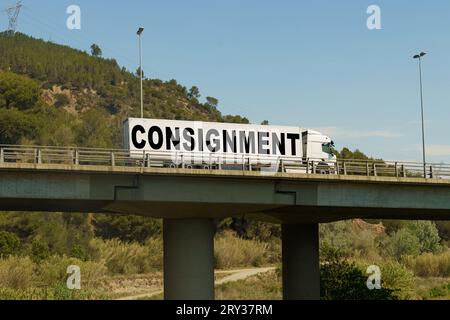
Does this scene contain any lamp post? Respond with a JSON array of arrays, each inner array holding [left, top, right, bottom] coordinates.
[[137, 27, 144, 118], [413, 51, 427, 178]]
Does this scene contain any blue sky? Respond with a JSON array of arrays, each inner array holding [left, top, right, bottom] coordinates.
[[2, 0, 450, 162]]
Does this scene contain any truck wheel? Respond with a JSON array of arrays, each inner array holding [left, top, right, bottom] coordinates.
[[168, 163, 178, 169], [316, 163, 330, 174]]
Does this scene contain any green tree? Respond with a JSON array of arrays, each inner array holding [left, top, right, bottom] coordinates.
[[0, 108, 40, 144], [338, 147, 370, 160], [0, 72, 40, 110], [136, 67, 145, 79], [188, 86, 200, 99], [222, 114, 250, 124], [407, 221, 441, 254], [205, 96, 218, 109], [94, 214, 162, 243], [386, 228, 421, 259], [76, 108, 113, 148], [261, 120, 269, 125], [90, 43, 102, 57]]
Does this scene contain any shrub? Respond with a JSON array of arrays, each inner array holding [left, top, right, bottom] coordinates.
[[403, 251, 450, 277], [31, 239, 50, 262], [0, 71, 40, 110], [386, 228, 421, 259], [0, 231, 20, 257], [407, 221, 441, 254], [320, 249, 395, 300], [320, 220, 385, 260], [378, 260, 415, 300], [53, 93, 70, 108]]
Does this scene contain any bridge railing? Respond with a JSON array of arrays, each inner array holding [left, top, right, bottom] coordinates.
[[1, 144, 450, 180]]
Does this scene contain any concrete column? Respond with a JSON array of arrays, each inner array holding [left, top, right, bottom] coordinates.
[[282, 223, 320, 300], [163, 219, 215, 300]]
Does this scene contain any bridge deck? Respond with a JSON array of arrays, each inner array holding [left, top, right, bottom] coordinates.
[[1, 162, 450, 186], [1, 162, 450, 223]]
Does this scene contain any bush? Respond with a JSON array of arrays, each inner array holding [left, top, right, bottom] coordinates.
[[386, 228, 421, 259], [403, 251, 450, 277], [378, 260, 415, 300], [320, 220, 385, 260], [53, 93, 70, 108], [387, 221, 442, 260], [320, 248, 395, 300], [407, 221, 441, 254], [214, 231, 276, 269], [31, 239, 50, 262], [0, 71, 40, 110], [0, 231, 20, 257]]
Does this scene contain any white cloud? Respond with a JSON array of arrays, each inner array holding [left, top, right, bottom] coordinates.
[[425, 145, 450, 157], [315, 127, 402, 139]]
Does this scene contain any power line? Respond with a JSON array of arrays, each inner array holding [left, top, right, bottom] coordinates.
[[3, 1, 22, 35]]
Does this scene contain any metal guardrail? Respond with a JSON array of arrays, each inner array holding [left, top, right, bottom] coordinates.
[[0, 144, 449, 180]]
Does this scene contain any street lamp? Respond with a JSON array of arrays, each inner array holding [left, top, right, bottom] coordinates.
[[413, 51, 427, 178], [137, 27, 144, 118]]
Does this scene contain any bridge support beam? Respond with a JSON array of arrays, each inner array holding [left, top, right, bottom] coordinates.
[[163, 219, 215, 300], [282, 223, 320, 300]]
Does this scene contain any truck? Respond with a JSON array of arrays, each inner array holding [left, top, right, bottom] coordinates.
[[123, 118, 336, 173]]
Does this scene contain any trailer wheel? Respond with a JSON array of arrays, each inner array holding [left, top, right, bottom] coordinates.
[[168, 163, 178, 169], [203, 165, 210, 170], [185, 164, 193, 169]]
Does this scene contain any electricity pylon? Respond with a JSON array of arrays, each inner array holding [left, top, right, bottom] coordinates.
[[3, 1, 22, 35]]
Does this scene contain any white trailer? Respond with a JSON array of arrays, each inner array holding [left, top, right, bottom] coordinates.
[[123, 118, 336, 173]]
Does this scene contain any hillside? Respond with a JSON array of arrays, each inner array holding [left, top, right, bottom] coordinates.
[[0, 32, 248, 148]]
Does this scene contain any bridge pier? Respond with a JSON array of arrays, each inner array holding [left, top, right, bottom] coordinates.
[[163, 218, 215, 300], [282, 223, 320, 300]]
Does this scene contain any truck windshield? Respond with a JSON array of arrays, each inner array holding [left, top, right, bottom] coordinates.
[[322, 142, 335, 155]]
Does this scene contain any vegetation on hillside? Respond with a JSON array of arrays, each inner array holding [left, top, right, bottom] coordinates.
[[0, 32, 248, 147]]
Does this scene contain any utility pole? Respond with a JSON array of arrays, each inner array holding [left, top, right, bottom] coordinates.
[[413, 52, 427, 178], [137, 27, 144, 118]]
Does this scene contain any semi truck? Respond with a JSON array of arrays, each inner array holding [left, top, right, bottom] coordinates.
[[123, 118, 336, 173]]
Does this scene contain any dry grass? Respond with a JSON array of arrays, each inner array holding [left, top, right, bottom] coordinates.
[[214, 231, 278, 269], [403, 251, 450, 277], [0, 256, 34, 289], [37, 255, 107, 287], [89, 237, 162, 274], [215, 268, 281, 300]]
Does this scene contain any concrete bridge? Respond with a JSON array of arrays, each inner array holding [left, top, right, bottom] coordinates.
[[1, 145, 450, 300]]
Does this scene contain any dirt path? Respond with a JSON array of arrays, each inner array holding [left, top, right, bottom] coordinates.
[[116, 267, 276, 300]]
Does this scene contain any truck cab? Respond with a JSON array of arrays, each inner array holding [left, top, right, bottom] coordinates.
[[302, 130, 337, 167]]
